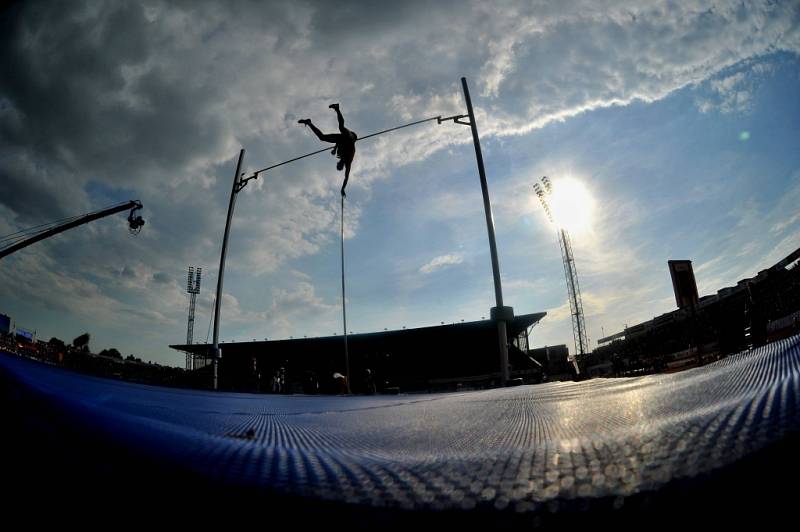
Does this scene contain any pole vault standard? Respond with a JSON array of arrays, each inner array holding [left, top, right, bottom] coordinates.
[[461, 77, 512, 386], [212, 149, 245, 390]]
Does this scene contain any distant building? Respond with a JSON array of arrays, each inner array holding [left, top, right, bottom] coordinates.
[[172, 312, 550, 393], [592, 247, 800, 372], [528, 345, 574, 381]]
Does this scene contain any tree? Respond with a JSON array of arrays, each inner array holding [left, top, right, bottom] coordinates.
[[48, 337, 66, 350], [99, 348, 122, 359], [72, 333, 90, 350]]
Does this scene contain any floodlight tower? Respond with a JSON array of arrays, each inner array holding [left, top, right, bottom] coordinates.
[[185, 266, 202, 370], [534, 176, 587, 372]]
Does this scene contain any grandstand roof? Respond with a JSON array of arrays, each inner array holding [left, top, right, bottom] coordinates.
[[170, 311, 546, 356]]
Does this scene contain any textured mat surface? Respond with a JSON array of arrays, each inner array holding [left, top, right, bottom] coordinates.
[[2, 335, 799, 516]]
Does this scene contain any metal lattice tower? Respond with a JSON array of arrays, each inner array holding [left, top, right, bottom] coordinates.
[[534, 177, 589, 370], [186, 266, 202, 370]]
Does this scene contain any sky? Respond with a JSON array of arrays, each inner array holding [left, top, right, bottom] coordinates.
[[1, 1, 799, 366]]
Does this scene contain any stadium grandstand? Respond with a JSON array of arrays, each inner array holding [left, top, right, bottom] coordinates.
[[171, 312, 558, 393]]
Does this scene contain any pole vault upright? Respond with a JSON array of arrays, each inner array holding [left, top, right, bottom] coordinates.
[[461, 77, 512, 386], [212, 149, 246, 390]]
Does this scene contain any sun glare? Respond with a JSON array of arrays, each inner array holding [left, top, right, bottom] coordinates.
[[546, 177, 595, 236]]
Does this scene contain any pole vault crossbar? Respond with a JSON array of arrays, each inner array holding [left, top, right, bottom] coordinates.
[[237, 114, 467, 189]]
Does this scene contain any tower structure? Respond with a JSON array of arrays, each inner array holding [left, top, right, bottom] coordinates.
[[534, 176, 588, 372], [186, 266, 202, 370]]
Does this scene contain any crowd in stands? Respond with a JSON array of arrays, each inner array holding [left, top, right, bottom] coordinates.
[[0, 331, 207, 389]]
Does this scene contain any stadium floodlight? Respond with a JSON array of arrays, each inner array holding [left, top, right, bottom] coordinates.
[[542, 175, 552, 194], [533, 176, 588, 372], [185, 266, 203, 370]]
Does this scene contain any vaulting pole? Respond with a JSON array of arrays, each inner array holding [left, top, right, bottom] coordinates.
[[212, 149, 245, 391], [461, 77, 511, 386], [341, 195, 351, 394]]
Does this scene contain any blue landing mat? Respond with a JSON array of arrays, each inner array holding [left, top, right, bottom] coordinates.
[[1, 336, 799, 524]]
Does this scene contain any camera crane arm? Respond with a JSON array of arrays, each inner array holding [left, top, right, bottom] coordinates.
[[0, 200, 144, 260]]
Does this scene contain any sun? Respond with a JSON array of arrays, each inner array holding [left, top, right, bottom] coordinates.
[[546, 177, 595, 236]]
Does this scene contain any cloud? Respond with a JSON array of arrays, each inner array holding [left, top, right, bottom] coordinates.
[[0, 153, 89, 224], [0, 246, 179, 330], [419, 253, 464, 274], [695, 61, 776, 114], [504, 278, 546, 292], [709, 72, 752, 113], [692, 173, 800, 292], [151, 271, 171, 284], [263, 281, 339, 337], [5, 2, 797, 210], [544, 300, 572, 323], [468, 1, 800, 137], [120, 266, 137, 279], [771, 212, 800, 234]]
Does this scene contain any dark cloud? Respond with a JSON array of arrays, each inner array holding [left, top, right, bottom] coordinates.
[[152, 271, 171, 284], [0, 2, 229, 188], [120, 265, 136, 279], [0, 153, 88, 223]]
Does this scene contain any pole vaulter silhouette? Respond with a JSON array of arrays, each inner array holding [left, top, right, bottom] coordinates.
[[298, 104, 357, 197]]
